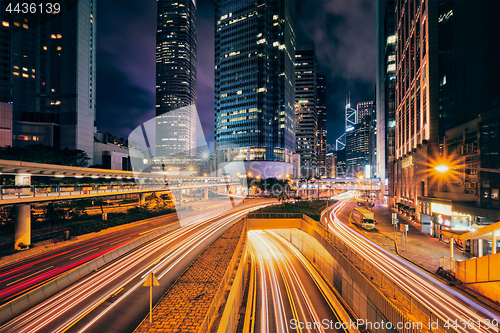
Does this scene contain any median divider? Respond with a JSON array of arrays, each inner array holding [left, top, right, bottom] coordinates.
[[133, 218, 248, 333], [0, 220, 181, 326]]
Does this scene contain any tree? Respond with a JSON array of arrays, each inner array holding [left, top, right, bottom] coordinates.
[[0, 144, 90, 167]]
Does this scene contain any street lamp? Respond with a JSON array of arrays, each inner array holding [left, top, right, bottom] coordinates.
[[435, 164, 500, 174], [434, 165, 450, 173]]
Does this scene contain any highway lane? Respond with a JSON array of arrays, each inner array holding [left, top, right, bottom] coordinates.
[[249, 230, 349, 333], [0, 213, 178, 305], [0, 198, 243, 306], [328, 191, 500, 333], [0, 200, 273, 333]]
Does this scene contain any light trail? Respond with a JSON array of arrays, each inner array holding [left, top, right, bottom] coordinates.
[[328, 191, 500, 333], [249, 230, 345, 333], [0, 203, 270, 333]]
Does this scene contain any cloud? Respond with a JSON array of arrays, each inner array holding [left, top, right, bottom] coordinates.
[[96, 0, 156, 138], [196, 0, 215, 143], [296, 0, 376, 144]]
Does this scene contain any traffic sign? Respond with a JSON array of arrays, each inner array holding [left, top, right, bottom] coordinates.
[[144, 272, 160, 323], [143, 272, 160, 287]]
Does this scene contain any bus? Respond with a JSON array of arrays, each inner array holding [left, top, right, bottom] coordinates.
[[351, 208, 376, 231]]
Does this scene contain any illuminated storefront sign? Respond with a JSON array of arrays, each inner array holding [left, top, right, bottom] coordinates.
[[431, 202, 452, 215]]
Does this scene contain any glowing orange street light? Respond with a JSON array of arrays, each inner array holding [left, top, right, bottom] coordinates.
[[247, 172, 252, 177], [358, 175, 364, 180], [434, 165, 449, 173], [256, 175, 260, 180]]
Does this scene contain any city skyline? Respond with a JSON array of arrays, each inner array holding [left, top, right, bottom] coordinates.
[[95, 0, 376, 146]]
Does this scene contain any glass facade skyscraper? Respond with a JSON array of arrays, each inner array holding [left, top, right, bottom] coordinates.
[[376, 0, 396, 197], [295, 44, 317, 177], [0, 0, 96, 163], [214, 0, 295, 164], [316, 74, 327, 177], [156, 0, 197, 157], [356, 101, 374, 123]]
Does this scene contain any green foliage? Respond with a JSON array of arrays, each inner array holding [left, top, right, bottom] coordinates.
[[256, 199, 337, 221], [69, 206, 176, 237], [45, 202, 66, 225], [0, 144, 89, 167]]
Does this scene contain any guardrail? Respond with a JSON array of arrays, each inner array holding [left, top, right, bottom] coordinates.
[[0, 182, 241, 200], [247, 213, 302, 219]]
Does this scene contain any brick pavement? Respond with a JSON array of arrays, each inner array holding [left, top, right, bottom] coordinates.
[[134, 220, 244, 333]]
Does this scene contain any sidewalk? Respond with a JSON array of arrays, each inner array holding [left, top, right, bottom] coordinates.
[[370, 204, 472, 273]]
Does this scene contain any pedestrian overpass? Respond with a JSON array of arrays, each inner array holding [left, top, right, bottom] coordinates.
[[0, 159, 242, 249]]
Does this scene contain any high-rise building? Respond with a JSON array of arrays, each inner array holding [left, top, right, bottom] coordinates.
[[376, 0, 396, 199], [295, 44, 317, 177], [0, 0, 96, 162], [369, 101, 377, 179], [357, 101, 374, 123], [325, 150, 335, 178], [392, 0, 499, 222], [317, 74, 327, 177], [156, 0, 197, 157], [346, 116, 370, 178], [214, 0, 296, 177], [336, 96, 356, 150]]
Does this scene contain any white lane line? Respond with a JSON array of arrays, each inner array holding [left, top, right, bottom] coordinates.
[[70, 248, 99, 260], [109, 237, 131, 246], [6, 266, 54, 286]]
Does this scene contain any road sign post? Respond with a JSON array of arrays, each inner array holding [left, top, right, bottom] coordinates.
[[392, 213, 398, 240], [143, 272, 160, 323]]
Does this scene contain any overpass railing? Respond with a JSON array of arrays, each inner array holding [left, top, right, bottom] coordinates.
[[247, 213, 302, 219], [0, 182, 240, 200]]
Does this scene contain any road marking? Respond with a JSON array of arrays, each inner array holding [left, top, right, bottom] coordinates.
[[6, 266, 54, 286], [139, 226, 164, 235], [110, 237, 131, 246], [112, 287, 124, 297], [70, 248, 99, 260]]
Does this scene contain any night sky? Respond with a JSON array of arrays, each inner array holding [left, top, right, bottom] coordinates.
[[96, 0, 376, 147]]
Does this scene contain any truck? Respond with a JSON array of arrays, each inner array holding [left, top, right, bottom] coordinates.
[[351, 208, 376, 231]]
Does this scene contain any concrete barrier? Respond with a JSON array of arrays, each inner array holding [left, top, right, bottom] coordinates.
[[0, 221, 181, 325], [216, 233, 248, 333]]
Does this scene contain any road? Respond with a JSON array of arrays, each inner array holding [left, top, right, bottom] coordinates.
[[0, 200, 273, 332], [0, 212, 180, 306], [0, 196, 252, 305], [249, 230, 351, 333], [328, 191, 500, 333]]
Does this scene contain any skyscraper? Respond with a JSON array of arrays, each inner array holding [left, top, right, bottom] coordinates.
[[156, 0, 197, 157], [392, 0, 499, 220], [214, 0, 296, 177], [376, 0, 396, 199], [295, 44, 317, 177], [357, 101, 374, 123], [0, 0, 96, 162], [346, 116, 370, 177], [316, 74, 327, 177], [336, 96, 356, 151]]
